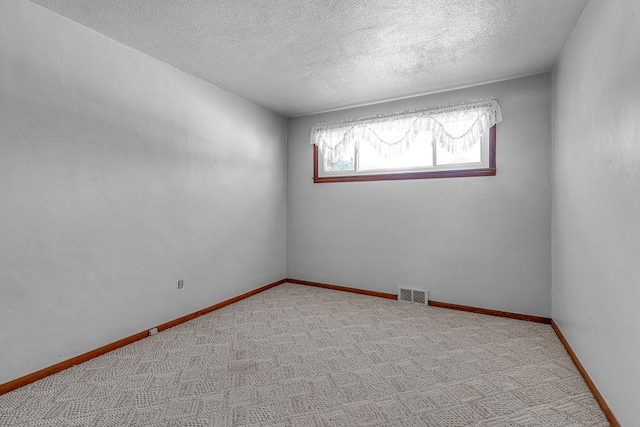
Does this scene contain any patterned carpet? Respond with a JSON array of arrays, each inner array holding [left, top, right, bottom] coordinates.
[[0, 283, 608, 426]]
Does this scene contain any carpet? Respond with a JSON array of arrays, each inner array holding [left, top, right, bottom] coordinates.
[[0, 283, 608, 426]]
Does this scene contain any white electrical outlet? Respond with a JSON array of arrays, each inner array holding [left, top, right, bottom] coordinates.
[[178, 280, 184, 290]]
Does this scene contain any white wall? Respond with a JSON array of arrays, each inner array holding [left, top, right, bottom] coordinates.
[[0, 0, 286, 384], [288, 74, 552, 317], [552, 1, 640, 424]]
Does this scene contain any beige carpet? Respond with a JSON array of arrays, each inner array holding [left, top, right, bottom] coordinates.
[[0, 283, 608, 426]]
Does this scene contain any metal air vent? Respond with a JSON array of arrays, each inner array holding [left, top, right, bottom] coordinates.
[[398, 286, 429, 305]]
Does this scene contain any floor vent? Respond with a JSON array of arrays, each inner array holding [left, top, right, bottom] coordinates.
[[398, 287, 429, 305]]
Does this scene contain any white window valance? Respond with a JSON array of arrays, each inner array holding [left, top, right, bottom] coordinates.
[[310, 97, 502, 163]]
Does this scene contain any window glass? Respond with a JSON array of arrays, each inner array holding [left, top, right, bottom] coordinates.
[[359, 134, 434, 171], [436, 140, 481, 166]]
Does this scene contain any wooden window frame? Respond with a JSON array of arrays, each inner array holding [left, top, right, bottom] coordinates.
[[313, 125, 496, 183]]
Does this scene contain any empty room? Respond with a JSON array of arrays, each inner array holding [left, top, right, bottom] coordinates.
[[0, 0, 638, 425]]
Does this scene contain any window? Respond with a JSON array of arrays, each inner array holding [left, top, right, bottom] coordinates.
[[311, 98, 501, 183]]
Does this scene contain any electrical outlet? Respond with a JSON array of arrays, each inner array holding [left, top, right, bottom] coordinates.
[[148, 327, 158, 336], [177, 280, 184, 290]]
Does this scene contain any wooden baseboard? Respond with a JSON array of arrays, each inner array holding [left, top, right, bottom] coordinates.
[[550, 320, 620, 426], [0, 330, 150, 397], [155, 279, 285, 331], [428, 300, 551, 324], [0, 277, 620, 427], [0, 278, 286, 396], [288, 279, 618, 422], [286, 278, 550, 324], [286, 278, 397, 300]]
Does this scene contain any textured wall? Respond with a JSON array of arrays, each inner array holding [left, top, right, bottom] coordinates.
[[552, 1, 640, 424], [0, 0, 286, 384], [288, 74, 552, 317]]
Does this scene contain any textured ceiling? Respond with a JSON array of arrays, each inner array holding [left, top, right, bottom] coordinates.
[[29, 0, 588, 117]]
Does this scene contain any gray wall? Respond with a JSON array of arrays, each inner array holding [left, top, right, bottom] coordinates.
[[0, 0, 286, 384], [552, 1, 640, 424], [288, 74, 552, 317]]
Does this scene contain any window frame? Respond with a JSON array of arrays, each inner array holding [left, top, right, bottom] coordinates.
[[313, 125, 497, 183]]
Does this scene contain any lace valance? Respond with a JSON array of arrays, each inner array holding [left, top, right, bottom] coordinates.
[[310, 97, 502, 163]]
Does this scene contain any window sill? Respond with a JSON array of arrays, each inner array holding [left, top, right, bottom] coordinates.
[[313, 168, 496, 183]]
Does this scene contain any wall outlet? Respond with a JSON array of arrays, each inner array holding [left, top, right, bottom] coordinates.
[[148, 327, 158, 336], [178, 279, 184, 290]]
